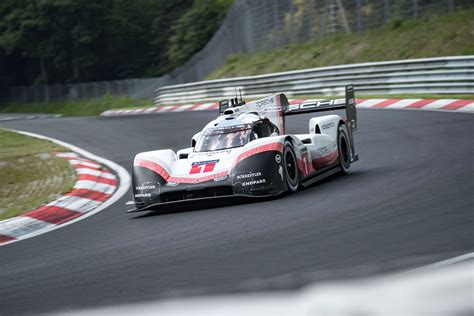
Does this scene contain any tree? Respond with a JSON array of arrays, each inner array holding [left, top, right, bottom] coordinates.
[[167, 0, 234, 69]]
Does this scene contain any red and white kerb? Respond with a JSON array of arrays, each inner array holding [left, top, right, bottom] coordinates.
[[0, 152, 118, 245]]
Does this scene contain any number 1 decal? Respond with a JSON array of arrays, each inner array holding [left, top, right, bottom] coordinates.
[[190, 160, 219, 174]]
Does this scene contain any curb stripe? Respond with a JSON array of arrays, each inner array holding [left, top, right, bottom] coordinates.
[[355, 99, 386, 108], [69, 159, 102, 169], [100, 98, 474, 117], [64, 189, 112, 202], [371, 99, 400, 108], [75, 168, 114, 177], [457, 102, 474, 112], [441, 99, 472, 110], [46, 196, 102, 213], [421, 99, 457, 109], [77, 174, 118, 185], [0, 217, 55, 238], [23, 206, 82, 225], [73, 180, 116, 194], [0, 147, 122, 245], [385, 99, 421, 109], [405, 99, 436, 109], [73, 163, 104, 170], [0, 234, 16, 243]]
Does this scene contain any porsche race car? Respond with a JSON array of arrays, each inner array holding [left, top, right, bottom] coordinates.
[[127, 85, 358, 212]]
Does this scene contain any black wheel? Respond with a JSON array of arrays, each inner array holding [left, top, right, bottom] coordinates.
[[283, 140, 300, 193], [338, 124, 351, 174]]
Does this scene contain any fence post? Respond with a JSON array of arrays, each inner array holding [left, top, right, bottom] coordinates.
[[356, 0, 362, 33], [413, 0, 419, 19], [272, 0, 280, 49], [448, 0, 454, 12], [336, 0, 351, 33], [384, 0, 390, 23], [329, 0, 337, 33], [307, 0, 314, 39]]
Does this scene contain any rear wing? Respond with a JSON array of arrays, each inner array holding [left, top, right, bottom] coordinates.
[[284, 85, 357, 132], [284, 85, 358, 162]]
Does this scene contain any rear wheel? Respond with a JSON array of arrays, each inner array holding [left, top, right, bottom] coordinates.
[[283, 141, 300, 193], [338, 124, 351, 174]]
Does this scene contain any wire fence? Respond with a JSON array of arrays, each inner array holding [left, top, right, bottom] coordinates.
[[6, 0, 473, 103]]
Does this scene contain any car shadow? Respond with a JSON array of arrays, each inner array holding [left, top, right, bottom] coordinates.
[[129, 170, 366, 219], [129, 195, 275, 219]]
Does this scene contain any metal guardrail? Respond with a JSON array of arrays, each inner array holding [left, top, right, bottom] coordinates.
[[155, 56, 474, 104]]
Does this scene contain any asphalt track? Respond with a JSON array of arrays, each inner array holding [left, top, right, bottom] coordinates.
[[0, 109, 473, 315]]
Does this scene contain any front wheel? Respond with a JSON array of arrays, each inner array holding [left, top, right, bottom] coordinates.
[[338, 124, 351, 174], [283, 141, 300, 193]]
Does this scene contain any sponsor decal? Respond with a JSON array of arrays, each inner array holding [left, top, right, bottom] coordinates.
[[237, 172, 262, 180], [242, 179, 266, 186], [134, 193, 151, 198], [316, 143, 337, 157], [166, 182, 179, 186], [322, 122, 335, 130], [275, 154, 282, 163], [191, 149, 231, 157], [278, 165, 284, 181], [135, 184, 156, 190], [289, 98, 345, 112], [255, 98, 275, 108], [213, 175, 228, 182], [190, 159, 219, 174]]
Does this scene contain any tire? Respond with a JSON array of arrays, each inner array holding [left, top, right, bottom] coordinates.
[[338, 124, 351, 174], [283, 140, 300, 193]]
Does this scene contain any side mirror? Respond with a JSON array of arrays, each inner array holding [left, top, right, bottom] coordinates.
[[177, 147, 193, 159], [192, 132, 201, 148]]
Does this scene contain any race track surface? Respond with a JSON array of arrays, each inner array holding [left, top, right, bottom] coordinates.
[[1, 109, 473, 314]]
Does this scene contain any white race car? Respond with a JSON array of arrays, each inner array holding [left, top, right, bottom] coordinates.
[[128, 85, 358, 212]]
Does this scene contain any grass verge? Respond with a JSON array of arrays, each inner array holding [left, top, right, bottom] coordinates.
[[0, 129, 76, 220], [207, 8, 474, 79], [0, 95, 152, 116]]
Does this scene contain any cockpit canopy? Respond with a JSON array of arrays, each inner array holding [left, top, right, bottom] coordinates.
[[194, 118, 279, 152]]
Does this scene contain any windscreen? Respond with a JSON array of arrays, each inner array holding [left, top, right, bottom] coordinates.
[[195, 126, 255, 152]]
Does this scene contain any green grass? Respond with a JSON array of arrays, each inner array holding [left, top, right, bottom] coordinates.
[[207, 8, 474, 79], [0, 129, 76, 220], [0, 95, 152, 116]]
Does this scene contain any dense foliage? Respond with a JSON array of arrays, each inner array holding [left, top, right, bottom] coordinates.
[[0, 0, 233, 91]]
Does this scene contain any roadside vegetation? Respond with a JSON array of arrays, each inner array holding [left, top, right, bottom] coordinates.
[[207, 8, 474, 79], [0, 129, 76, 220], [0, 0, 234, 91], [0, 95, 152, 116]]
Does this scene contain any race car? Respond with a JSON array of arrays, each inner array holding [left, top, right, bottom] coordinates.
[[127, 85, 358, 212]]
